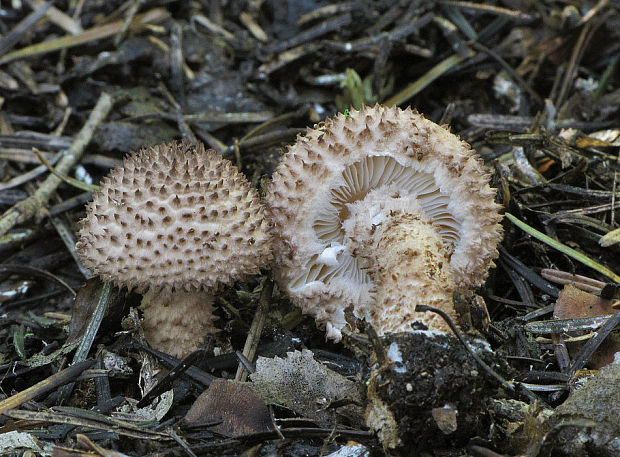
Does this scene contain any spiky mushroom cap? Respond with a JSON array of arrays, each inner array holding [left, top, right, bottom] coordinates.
[[77, 141, 273, 357], [266, 105, 503, 340], [77, 141, 273, 294]]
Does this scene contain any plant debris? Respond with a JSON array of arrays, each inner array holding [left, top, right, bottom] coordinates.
[[249, 349, 364, 426], [0, 1, 617, 456], [184, 378, 274, 437]]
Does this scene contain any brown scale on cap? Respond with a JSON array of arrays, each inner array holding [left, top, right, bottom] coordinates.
[[77, 141, 272, 357], [266, 105, 503, 340]]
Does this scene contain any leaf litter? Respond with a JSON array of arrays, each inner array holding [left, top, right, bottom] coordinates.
[[0, 1, 617, 456]]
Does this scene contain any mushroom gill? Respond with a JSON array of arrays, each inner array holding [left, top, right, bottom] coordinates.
[[291, 155, 460, 288], [267, 105, 503, 340]]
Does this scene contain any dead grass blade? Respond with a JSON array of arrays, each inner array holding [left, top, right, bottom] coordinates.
[[0, 8, 170, 65]]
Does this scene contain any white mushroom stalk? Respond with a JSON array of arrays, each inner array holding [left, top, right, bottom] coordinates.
[[77, 141, 273, 357], [266, 105, 503, 340]]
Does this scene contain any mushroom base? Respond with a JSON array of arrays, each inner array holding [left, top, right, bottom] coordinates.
[[140, 289, 217, 358], [354, 211, 457, 334], [366, 332, 505, 453]]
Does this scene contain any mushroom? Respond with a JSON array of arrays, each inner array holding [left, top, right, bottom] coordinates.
[[266, 105, 503, 340], [77, 141, 273, 357]]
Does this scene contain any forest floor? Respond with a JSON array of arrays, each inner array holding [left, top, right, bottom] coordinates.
[[0, 1, 618, 456]]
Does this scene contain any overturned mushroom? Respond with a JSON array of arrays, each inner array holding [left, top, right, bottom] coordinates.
[[77, 141, 272, 357], [266, 105, 503, 340]]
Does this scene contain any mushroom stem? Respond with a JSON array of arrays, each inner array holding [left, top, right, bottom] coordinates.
[[140, 289, 217, 358], [357, 211, 457, 334]]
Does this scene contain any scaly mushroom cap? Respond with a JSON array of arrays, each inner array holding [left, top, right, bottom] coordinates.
[[266, 105, 503, 339], [77, 141, 273, 294]]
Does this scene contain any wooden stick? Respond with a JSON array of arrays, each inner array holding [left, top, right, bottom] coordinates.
[[0, 360, 94, 415], [0, 92, 113, 237]]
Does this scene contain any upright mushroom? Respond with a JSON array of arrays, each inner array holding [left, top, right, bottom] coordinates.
[[77, 141, 272, 357], [266, 105, 503, 340]]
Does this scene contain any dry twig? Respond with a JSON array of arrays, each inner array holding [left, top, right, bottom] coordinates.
[[0, 92, 113, 237]]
